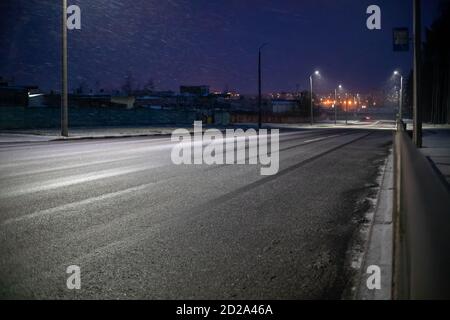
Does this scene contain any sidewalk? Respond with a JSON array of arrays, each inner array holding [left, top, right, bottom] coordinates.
[[0, 124, 261, 143], [0, 126, 185, 143], [420, 129, 450, 186]]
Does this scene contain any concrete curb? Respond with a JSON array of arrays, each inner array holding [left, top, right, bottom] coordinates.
[[355, 150, 394, 300], [0, 125, 264, 143], [51, 128, 236, 142], [51, 132, 173, 141], [0, 132, 172, 143]]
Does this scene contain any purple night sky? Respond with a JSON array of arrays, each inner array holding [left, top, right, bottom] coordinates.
[[0, 0, 442, 94]]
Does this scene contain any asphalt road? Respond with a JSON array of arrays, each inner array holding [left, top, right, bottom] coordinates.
[[0, 128, 392, 299]]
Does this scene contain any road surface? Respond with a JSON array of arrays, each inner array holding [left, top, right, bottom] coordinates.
[[0, 128, 392, 299]]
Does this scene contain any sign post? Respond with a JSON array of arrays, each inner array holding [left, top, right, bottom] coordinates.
[[393, 28, 410, 52]]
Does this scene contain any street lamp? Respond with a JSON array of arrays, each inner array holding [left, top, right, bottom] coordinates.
[[334, 84, 342, 125], [345, 92, 348, 125], [61, 0, 68, 137], [309, 70, 320, 125], [394, 71, 403, 122], [258, 43, 268, 129]]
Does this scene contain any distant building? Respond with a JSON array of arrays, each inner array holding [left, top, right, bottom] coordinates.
[[180, 85, 210, 97], [272, 99, 297, 113], [0, 80, 39, 107], [270, 92, 296, 100]]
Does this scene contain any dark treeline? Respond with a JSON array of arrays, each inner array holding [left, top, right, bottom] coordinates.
[[414, 0, 450, 123]]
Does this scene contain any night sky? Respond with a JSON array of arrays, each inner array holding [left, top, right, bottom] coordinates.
[[0, 0, 442, 94]]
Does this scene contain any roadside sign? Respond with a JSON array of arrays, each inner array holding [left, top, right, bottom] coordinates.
[[393, 28, 410, 51]]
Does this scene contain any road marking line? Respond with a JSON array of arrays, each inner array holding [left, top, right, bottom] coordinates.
[[2, 182, 156, 225], [0, 156, 142, 179], [0, 142, 174, 168], [0, 165, 158, 199], [303, 134, 341, 143]]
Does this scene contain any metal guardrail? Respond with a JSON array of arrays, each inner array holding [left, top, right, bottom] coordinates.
[[393, 123, 450, 299]]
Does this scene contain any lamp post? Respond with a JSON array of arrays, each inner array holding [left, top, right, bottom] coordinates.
[[61, 0, 68, 137], [345, 93, 348, 125], [394, 71, 404, 122], [258, 43, 268, 129], [309, 70, 320, 125], [334, 84, 342, 125]]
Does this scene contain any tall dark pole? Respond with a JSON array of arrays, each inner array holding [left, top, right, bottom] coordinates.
[[310, 76, 313, 125], [258, 48, 262, 129], [258, 44, 267, 129], [413, 0, 422, 147], [61, 0, 68, 137]]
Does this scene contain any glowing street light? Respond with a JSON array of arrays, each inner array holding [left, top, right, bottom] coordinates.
[[393, 70, 404, 121], [334, 84, 343, 125], [345, 93, 349, 125], [309, 70, 320, 125]]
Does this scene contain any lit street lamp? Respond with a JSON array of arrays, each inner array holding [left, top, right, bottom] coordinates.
[[334, 84, 342, 125], [394, 71, 404, 122], [345, 93, 348, 125], [309, 70, 320, 125]]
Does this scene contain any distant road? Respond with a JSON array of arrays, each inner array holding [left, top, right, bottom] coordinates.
[[0, 127, 391, 299]]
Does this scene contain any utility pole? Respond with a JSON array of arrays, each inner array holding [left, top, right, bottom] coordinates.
[[310, 76, 313, 125], [258, 49, 262, 129], [61, 0, 69, 137], [413, 0, 422, 147], [258, 44, 267, 129]]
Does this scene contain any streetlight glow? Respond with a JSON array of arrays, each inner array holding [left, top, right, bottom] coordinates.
[[309, 70, 321, 125], [334, 84, 343, 125], [393, 70, 404, 122]]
